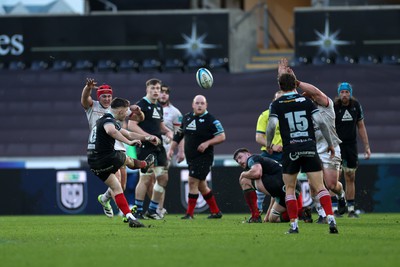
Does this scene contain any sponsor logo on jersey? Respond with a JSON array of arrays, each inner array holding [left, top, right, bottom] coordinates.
[[341, 110, 353, 121], [186, 120, 196, 130], [152, 108, 161, 119]]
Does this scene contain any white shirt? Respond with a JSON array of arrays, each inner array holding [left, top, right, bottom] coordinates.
[[162, 103, 182, 151]]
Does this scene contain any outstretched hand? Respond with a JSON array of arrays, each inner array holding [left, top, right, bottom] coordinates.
[[85, 78, 97, 89], [277, 58, 288, 77], [278, 58, 297, 81]]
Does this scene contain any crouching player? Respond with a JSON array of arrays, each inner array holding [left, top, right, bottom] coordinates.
[[233, 148, 312, 223]]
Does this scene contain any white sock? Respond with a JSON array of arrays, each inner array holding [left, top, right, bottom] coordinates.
[[126, 213, 135, 220], [291, 219, 299, 230], [101, 188, 113, 202], [316, 203, 326, 217], [327, 215, 336, 225]]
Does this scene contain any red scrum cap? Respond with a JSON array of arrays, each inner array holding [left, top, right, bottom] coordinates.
[[97, 84, 113, 99]]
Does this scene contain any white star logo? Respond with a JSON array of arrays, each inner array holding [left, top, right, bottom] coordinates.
[[172, 19, 219, 58], [300, 15, 353, 56]]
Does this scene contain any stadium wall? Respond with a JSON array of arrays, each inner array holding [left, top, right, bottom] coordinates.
[[0, 155, 399, 215]]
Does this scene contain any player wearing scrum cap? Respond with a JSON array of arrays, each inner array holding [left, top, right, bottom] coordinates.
[[81, 78, 156, 219]]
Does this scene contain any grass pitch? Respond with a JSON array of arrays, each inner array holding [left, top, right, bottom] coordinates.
[[1, 213, 399, 267]]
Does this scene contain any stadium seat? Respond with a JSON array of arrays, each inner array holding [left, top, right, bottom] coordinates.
[[164, 58, 184, 72], [381, 55, 400, 65], [118, 59, 140, 72], [358, 55, 379, 64], [335, 55, 356, 65], [30, 60, 49, 71], [293, 56, 310, 66], [52, 60, 73, 71], [97, 59, 117, 72], [185, 58, 206, 71], [208, 57, 229, 72], [8, 61, 26, 70], [74, 59, 94, 71], [311, 56, 333, 65], [142, 58, 162, 72]]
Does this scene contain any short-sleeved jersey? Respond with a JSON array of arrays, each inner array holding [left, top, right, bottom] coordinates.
[[85, 100, 109, 130], [334, 99, 364, 145], [173, 111, 224, 160], [136, 97, 164, 140], [84, 100, 125, 151], [87, 113, 120, 157], [269, 92, 319, 152], [314, 98, 342, 153], [256, 109, 282, 151], [162, 103, 182, 150], [246, 155, 284, 198]]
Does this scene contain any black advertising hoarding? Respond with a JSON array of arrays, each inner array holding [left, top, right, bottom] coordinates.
[[2, 162, 400, 215], [294, 7, 400, 59], [0, 12, 228, 63]]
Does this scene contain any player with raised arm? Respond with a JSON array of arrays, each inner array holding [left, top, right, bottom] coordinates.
[[81, 78, 155, 219], [87, 97, 158, 228], [266, 59, 338, 234], [279, 59, 346, 221]]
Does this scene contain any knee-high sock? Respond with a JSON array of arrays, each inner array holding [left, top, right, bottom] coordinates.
[[244, 189, 260, 218], [285, 194, 298, 220], [296, 193, 304, 218], [317, 189, 333, 216], [114, 193, 131, 215], [186, 193, 198, 216], [203, 191, 220, 214]]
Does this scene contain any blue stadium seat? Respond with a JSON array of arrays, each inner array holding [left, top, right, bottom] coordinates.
[[97, 59, 117, 72], [9, 61, 26, 70], [142, 58, 162, 72], [30, 60, 49, 71], [335, 55, 356, 65], [312, 56, 333, 65], [74, 59, 94, 71], [164, 58, 184, 72], [185, 58, 206, 71], [358, 55, 379, 64], [381, 55, 400, 65], [118, 59, 140, 72], [293, 56, 310, 66], [52, 60, 72, 71], [208, 57, 229, 72]]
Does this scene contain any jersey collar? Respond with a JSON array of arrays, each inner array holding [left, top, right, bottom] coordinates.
[[143, 96, 157, 105], [192, 110, 208, 117]]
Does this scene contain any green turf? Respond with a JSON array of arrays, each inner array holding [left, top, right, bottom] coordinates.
[[1, 213, 399, 267]]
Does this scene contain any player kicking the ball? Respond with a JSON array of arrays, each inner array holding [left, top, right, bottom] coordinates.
[[87, 97, 159, 228]]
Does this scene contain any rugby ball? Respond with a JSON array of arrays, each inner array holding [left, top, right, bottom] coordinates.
[[196, 68, 213, 89]]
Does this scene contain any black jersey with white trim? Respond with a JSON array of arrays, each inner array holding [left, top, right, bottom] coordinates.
[[87, 113, 120, 156], [334, 99, 364, 145], [136, 97, 164, 140], [173, 111, 224, 160], [246, 155, 285, 198], [269, 92, 319, 152]]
